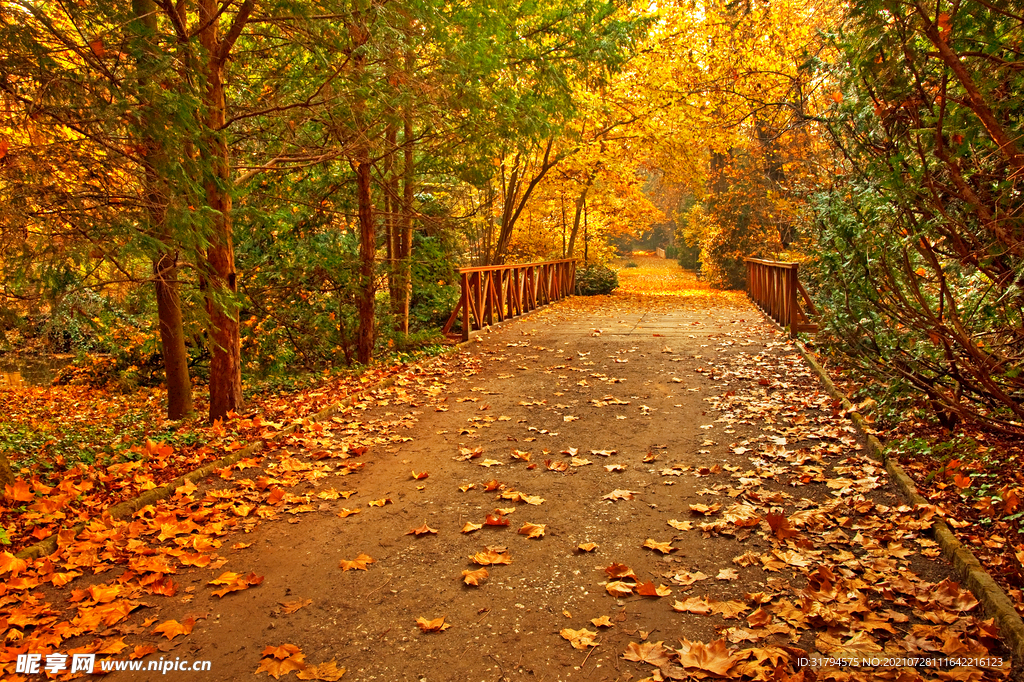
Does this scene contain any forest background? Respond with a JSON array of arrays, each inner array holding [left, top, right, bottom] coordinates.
[[1, 0, 1022, 482]]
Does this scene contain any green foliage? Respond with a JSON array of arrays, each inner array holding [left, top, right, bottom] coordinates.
[[408, 235, 460, 331], [810, 1, 1024, 434], [575, 264, 619, 295]]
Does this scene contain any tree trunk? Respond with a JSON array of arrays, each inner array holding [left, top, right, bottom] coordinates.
[[397, 49, 415, 335], [566, 178, 594, 257], [350, 2, 376, 366], [491, 139, 559, 265], [199, 0, 248, 422], [384, 121, 399, 323], [134, 0, 193, 420], [154, 251, 194, 419], [356, 154, 375, 365]]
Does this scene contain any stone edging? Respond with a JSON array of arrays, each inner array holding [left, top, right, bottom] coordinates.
[[795, 342, 1024, 667]]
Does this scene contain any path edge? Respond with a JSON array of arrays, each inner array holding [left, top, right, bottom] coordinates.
[[795, 341, 1024, 667], [13, 298, 558, 562]]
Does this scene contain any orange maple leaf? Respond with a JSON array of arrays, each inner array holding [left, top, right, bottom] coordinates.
[[339, 553, 375, 571], [152, 617, 195, 640]]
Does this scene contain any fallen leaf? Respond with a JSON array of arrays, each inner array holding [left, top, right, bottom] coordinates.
[[603, 489, 637, 501], [256, 644, 307, 679], [295, 660, 345, 681], [152, 617, 195, 640], [604, 563, 637, 579], [673, 597, 713, 614], [406, 524, 438, 536], [470, 550, 512, 566], [643, 538, 675, 554], [416, 616, 450, 632], [560, 628, 598, 649], [209, 571, 264, 598], [667, 519, 693, 531], [461, 568, 489, 585], [606, 581, 634, 597], [368, 498, 392, 507], [622, 641, 671, 666], [461, 522, 483, 533], [0, 553, 28, 577], [765, 510, 798, 539], [676, 638, 739, 676], [280, 599, 313, 614], [716, 568, 739, 581], [518, 522, 546, 539], [411, 471, 429, 480], [577, 542, 598, 552], [339, 554, 375, 571], [484, 513, 510, 526], [636, 581, 672, 597], [592, 615, 614, 628]]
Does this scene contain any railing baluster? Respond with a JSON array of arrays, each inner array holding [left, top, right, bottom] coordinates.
[[743, 257, 818, 338], [448, 259, 577, 339]]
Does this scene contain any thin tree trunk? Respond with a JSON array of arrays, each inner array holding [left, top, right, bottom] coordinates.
[[566, 176, 594, 257], [399, 64, 414, 334], [356, 154, 375, 364], [384, 121, 397, 319], [134, 0, 193, 420], [154, 252, 193, 418], [492, 139, 559, 264], [351, 1, 375, 365]]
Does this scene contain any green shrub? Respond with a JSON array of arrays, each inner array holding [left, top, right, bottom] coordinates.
[[575, 264, 619, 295]]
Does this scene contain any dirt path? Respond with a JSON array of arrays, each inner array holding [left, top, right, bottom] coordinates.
[[4, 260, 1012, 682]]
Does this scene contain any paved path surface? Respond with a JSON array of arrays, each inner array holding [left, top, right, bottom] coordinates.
[[103, 264, 1010, 682]]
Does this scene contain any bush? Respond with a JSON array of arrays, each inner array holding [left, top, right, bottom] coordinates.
[[575, 264, 619, 296]]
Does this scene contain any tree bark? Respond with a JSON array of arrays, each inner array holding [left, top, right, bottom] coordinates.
[[134, 0, 194, 420], [356, 153, 375, 364], [397, 49, 415, 335], [566, 174, 595, 257], [351, 1, 375, 365], [199, 0, 251, 422], [154, 251, 194, 418]]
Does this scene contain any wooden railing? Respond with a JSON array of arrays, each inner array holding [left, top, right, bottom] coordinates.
[[443, 259, 577, 341], [744, 258, 818, 338]]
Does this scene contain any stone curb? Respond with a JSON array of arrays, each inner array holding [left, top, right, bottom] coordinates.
[[13, 337, 478, 563], [795, 342, 1024, 668]]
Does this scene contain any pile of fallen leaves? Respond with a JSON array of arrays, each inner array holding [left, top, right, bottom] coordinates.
[[0, 353, 474, 678], [0, 354, 459, 553], [809, 349, 1024, 617], [614, 255, 746, 303], [559, 342, 1011, 681]]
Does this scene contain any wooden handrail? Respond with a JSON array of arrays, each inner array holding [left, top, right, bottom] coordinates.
[[743, 257, 818, 338], [442, 259, 577, 340]]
